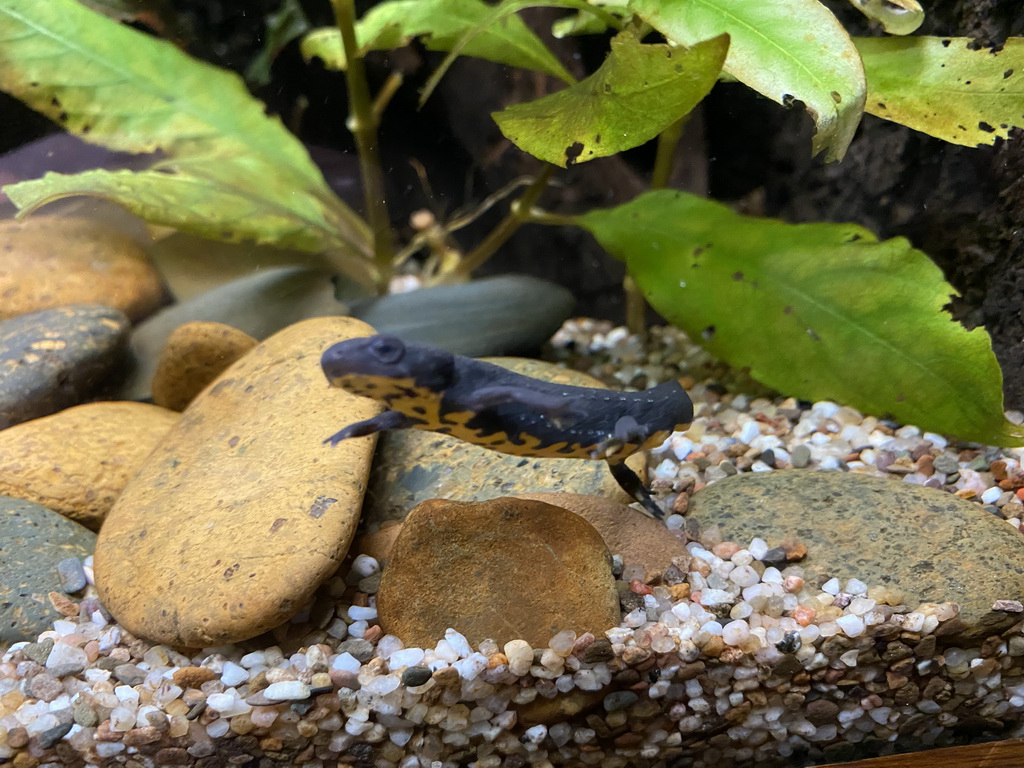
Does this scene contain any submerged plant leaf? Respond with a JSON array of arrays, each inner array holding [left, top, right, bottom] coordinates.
[[858, 36, 1024, 146], [847, 0, 923, 35], [493, 32, 728, 167], [551, 0, 629, 38], [631, 0, 866, 161], [300, 0, 571, 82], [5, 169, 362, 264], [0, 0, 370, 261], [577, 190, 1024, 446]]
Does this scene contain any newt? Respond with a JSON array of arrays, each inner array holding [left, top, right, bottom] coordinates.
[[320, 334, 694, 518]]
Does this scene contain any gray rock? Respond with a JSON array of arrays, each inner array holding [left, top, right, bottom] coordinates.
[[0, 497, 96, 644], [119, 266, 358, 400], [349, 275, 573, 357], [56, 557, 87, 594], [0, 304, 129, 429], [687, 471, 1024, 641]]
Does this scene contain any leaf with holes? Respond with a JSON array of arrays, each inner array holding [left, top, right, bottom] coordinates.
[[577, 190, 1024, 446], [493, 31, 728, 167], [631, 0, 866, 161], [300, 0, 571, 82], [858, 36, 1024, 146]]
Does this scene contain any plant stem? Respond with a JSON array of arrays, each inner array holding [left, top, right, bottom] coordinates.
[[451, 164, 555, 280], [652, 115, 688, 190], [622, 114, 692, 335], [331, 0, 394, 292]]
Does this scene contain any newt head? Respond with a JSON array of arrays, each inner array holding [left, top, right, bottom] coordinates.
[[320, 334, 455, 399]]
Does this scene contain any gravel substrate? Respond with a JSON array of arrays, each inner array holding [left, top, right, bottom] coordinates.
[[3, 320, 1024, 768]]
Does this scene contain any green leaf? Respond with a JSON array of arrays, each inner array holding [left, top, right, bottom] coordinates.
[[0, 0, 370, 260], [246, 0, 311, 86], [858, 36, 1024, 146], [9, 168, 338, 251], [577, 190, 1024, 446], [300, 0, 572, 82], [493, 31, 728, 167], [551, 0, 629, 38], [847, 0, 923, 35], [631, 0, 866, 161]]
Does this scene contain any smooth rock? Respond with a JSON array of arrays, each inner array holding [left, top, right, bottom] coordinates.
[[0, 402, 178, 530], [348, 275, 574, 357], [376, 497, 619, 648], [119, 266, 354, 401], [363, 359, 645, 528], [686, 471, 1024, 640], [0, 217, 164, 322], [517, 493, 688, 571], [0, 304, 130, 429], [0, 496, 97, 643], [94, 317, 381, 646], [151, 322, 258, 411]]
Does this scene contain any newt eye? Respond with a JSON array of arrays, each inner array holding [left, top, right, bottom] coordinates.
[[370, 335, 405, 364]]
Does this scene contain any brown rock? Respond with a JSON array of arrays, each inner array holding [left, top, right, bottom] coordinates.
[[352, 523, 403, 564], [377, 497, 619, 648], [0, 217, 164, 322], [517, 493, 688, 570], [687, 471, 1024, 641], [0, 402, 178, 530], [94, 317, 381, 646], [151, 322, 258, 411], [172, 666, 218, 689], [519, 690, 604, 726], [363, 359, 648, 529]]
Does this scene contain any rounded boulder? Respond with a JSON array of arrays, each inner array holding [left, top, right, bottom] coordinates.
[[376, 497, 619, 648], [0, 402, 179, 530], [94, 317, 381, 647]]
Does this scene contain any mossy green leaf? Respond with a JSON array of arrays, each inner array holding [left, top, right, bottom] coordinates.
[[0, 0, 370, 260], [577, 190, 1023, 446], [492, 32, 728, 167], [300, 0, 571, 82], [631, 0, 866, 161], [858, 36, 1024, 146]]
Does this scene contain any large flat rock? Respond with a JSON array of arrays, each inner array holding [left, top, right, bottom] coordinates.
[[94, 317, 381, 647], [686, 470, 1024, 641]]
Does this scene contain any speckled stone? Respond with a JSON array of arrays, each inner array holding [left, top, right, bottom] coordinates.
[[363, 359, 646, 529], [0, 402, 178, 530], [0, 496, 97, 643], [377, 497, 619, 648], [0, 304, 130, 429], [517, 493, 688, 571], [151, 321, 258, 411], [686, 470, 1024, 640], [0, 217, 164, 322], [94, 317, 381, 647]]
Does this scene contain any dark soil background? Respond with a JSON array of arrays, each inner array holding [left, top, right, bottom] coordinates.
[[3, 0, 1024, 406]]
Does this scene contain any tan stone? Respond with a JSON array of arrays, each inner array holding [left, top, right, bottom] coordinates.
[[151, 322, 258, 411], [0, 217, 164, 322], [0, 402, 178, 530], [376, 497, 619, 648], [517, 493, 688, 571], [94, 317, 381, 647], [364, 358, 647, 529]]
